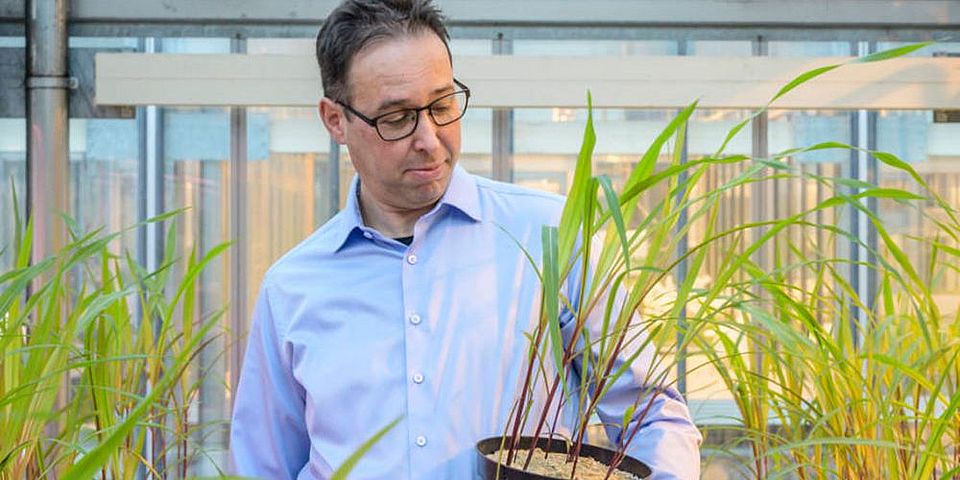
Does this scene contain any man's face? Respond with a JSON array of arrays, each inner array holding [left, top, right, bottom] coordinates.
[[321, 31, 461, 217]]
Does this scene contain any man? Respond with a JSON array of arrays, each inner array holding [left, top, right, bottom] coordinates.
[[229, 0, 702, 478]]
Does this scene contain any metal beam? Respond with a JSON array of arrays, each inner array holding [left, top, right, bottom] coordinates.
[[4, 0, 958, 39], [2, 0, 949, 28], [26, 0, 70, 266]]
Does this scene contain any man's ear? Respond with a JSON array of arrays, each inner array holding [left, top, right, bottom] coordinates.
[[319, 97, 346, 144]]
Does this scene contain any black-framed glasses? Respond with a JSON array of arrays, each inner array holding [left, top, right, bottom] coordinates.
[[336, 79, 471, 141]]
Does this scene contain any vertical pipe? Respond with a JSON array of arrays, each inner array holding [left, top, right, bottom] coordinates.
[[25, 0, 70, 266], [864, 67, 879, 320], [751, 38, 770, 275], [491, 32, 514, 183], [674, 39, 689, 397], [749, 36, 769, 480], [849, 41, 874, 349], [225, 36, 248, 473], [26, 0, 69, 452], [228, 38, 248, 412]]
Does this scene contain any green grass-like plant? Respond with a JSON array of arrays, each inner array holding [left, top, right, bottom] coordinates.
[[0, 189, 231, 479], [497, 42, 960, 479]]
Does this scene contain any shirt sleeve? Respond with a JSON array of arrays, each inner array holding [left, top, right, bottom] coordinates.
[[591, 341, 703, 480], [560, 260, 702, 480], [229, 281, 311, 480]]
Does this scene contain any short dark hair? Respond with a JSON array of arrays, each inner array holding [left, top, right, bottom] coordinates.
[[316, 0, 451, 103]]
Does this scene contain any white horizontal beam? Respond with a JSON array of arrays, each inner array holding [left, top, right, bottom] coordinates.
[[96, 53, 960, 110]]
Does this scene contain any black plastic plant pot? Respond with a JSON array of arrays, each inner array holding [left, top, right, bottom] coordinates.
[[475, 436, 652, 480]]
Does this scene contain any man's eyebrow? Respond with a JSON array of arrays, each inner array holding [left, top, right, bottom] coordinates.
[[375, 84, 455, 113]]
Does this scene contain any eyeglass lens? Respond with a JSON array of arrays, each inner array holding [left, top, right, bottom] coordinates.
[[376, 91, 468, 140]]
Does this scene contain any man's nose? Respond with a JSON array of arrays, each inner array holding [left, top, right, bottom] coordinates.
[[410, 109, 441, 151]]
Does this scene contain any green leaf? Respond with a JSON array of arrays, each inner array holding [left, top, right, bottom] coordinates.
[[541, 226, 565, 374], [769, 64, 841, 105], [558, 92, 596, 264], [330, 416, 403, 480], [597, 175, 629, 271], [855, 42, 932, 63]]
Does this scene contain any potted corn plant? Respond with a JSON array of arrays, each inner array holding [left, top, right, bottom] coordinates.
[[476, 41, 959, 479]]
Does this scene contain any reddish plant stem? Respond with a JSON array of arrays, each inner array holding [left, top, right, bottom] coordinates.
[[516, 287, 588, 467], [567, 318, 632, 465], [605, 389, 662, 479], [544, 378, 569, 458], [506, 311, 550, 465], [522, 374, 561, 470]]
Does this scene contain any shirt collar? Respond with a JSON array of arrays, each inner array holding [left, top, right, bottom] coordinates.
[[328, 164, 481, 253], [439, 164, 482, 223]]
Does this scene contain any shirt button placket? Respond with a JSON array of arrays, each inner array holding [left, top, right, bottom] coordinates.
[[403, 247, 429, 465]]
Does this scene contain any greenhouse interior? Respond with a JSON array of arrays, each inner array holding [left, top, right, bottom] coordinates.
[[1, 0, 959, 479]]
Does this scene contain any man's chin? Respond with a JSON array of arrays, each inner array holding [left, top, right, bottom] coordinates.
[[404, 177, 451, 209]]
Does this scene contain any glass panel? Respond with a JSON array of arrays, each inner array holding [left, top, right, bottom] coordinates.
[[449, 38, 491, 56], [768, 41, 850, 57], [162, 38, 231, 53], [877, 109, 960, 314], [685, 42, 848, 425], [2, 36, 26, 270], [69, 37, 139, 48], [683, 109, 754, 410], [247, 38, 490, 57], [687, 41, 752, 56], [247, 38, 313, 55], [767, 108, 849, 290], [162, 104, 232, 476], [0, 37, 25, 47], [69, 118, 140, 254], [513, 39, 678, 56], [877, 41, 960, 57], [245, 106, 332, 313], [153, 38, 233, 475], [0, 118, 26, 271], [514, 107, 675, 193], [460, 106, 493, 179], [874, 43, 960, 315], [512, 107, 579, 194]]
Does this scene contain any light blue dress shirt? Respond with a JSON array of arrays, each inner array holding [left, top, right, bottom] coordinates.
[[229, 166, 701, 480]]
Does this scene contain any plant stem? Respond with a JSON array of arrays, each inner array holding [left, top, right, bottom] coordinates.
[[522, 374, 561, 470], [506, 310, 550, 465]]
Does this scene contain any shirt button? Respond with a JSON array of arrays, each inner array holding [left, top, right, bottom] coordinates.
[[406, 254, 418, 265], [412, 373, 424, 384], [409, 314, 421, 325], [362, 231, 373, 239], [415, 435, 427, 447]]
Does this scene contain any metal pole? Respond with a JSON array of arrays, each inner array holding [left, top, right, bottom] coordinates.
[[25, 0, 70, 266], [675, 39, 689, 397], [491, 32, 514, 183], [228, 37, 248, 418], [749, 35, 770, 480], [26, 0, 70, 451]]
